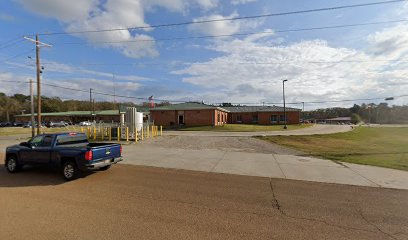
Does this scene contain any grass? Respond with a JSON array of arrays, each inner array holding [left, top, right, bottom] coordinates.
[[178, 124, 312, 132], [0, 126, 83, 136], [258, 126, 408, 171]]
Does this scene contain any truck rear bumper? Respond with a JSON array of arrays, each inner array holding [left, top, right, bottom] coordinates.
[[85, 157, 123, 170]]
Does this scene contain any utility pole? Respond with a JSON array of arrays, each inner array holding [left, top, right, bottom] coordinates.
[[24, 35, 52, 135], [35, 34, 41, 135], [302, 101, 305, 123], [89, 88, 93, 113], [30, 79, 35, 138], [282, 79, 288, 129], [90, 88, 94, 122]]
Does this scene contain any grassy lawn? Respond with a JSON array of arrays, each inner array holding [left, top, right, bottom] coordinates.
[[0, 126, 83, 136], [258, 127, 408, 171], [178, 124, 312, 132]]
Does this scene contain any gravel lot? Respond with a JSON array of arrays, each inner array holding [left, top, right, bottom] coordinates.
[[141, 135, 303, 155]]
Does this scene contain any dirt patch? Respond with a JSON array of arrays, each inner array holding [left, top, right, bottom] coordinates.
[[0, 152, 4, 161], [144, 135, 303, 155]]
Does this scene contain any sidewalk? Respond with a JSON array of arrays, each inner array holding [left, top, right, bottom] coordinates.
[[122, 145, 408, 190]]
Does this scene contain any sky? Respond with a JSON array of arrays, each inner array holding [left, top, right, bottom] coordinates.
[[0, 0, 408, 110]]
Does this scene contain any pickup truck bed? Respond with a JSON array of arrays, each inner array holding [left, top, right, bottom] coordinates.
[[4, 132, 123, 180]]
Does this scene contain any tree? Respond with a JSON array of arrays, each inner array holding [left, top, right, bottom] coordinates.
[[351, 113, 362, 124]]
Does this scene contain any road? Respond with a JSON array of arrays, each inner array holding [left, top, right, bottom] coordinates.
[[0, 164, 407, 240], [165, 124, 353, 137]]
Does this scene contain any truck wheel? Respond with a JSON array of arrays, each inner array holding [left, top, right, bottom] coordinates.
[[6, 156, 21, 173], [99, 165, 111, 171], [62, 161, 79, 181]]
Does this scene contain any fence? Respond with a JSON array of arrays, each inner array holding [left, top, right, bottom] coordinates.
[[78, 124, 163, 142]]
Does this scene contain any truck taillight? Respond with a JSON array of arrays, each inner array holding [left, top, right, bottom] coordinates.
[[120, 145, 122, 155], [85, 150, 93, 161]]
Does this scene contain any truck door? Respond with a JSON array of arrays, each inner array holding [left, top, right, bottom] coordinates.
[[20, 135, 53, 164], [32, 135, 53, 164], [19, 135, 43, 164]]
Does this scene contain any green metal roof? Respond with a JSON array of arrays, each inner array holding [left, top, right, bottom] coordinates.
[[223, 106, 301, 113], [151, 102, 229, 112], [16, 110, 122, 117]]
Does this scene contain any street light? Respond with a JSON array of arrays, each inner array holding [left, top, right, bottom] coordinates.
[[282, 79, 288, 129]]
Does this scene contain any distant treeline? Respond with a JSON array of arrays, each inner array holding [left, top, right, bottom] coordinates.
[[0, 92, 170, 121], [219, 102, 408, 124], [303, 103, 408, 124]]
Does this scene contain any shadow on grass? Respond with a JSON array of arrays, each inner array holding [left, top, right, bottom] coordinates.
[[0, 164, 94, 188]]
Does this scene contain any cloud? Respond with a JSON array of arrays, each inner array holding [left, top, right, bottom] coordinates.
[[18, 0, 159, 58], [188, 12, 241, 36], [366, 24, 408, 58], [172, 32, 408, 106], [194, 0, 219, 10], [231, 0, 256, 5], [143, 0, 218, 12], [4, 59, 151, 82], [0, 13, 15, 21], [17, 0, 97, 22]]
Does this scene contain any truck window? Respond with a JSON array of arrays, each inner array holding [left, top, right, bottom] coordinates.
[[29, 135, 44, 147], [56, 134, 88, 146], [41, 135, 53, 147]]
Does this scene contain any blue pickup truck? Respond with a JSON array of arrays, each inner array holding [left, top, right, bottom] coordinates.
[[4, 132, 122, 180]]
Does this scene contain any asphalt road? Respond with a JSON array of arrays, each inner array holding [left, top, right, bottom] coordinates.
[[1, 163, 407, 240]]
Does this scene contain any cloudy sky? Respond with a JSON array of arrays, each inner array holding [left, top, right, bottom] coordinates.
[[0, 0, 408, 109]]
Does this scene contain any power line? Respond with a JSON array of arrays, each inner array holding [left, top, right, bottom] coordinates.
[[0, 38, 25, 51], [35, 0, 407, 36], [1, 79, 407, 105], [54, 19, 408, 45], [2, 48, 34, 62], [39, 57, 408, 68]]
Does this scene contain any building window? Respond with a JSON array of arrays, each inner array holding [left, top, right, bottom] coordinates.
[[236, 115, 242, 123], [279, 115, 286, 123], [270, 115, 277, 123], [252, 115, 258, 123]]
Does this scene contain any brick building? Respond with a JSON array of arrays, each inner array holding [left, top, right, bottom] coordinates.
[[224, 106, 300, 125], [150, 103, 301, 127], [150, 102, 229, 127]]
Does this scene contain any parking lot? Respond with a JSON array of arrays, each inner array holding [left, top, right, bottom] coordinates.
[[1, 163, 408, 240], [1, 129, 408, 239]]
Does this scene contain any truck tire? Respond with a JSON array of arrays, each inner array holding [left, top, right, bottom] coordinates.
[[62, 161, 79, 181], [6, 156, 21, 173]]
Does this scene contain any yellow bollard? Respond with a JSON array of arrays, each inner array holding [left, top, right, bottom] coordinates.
[[141, 127, 144, 141], [147, 126, 150, 138], [160, 125, 163, 136], [126, 127, 129, 142], [93, 127, 96, 141], [81, 127, 84, 133], [109, 127, 112, 141], [117, 127, 120, 142], [135, 129, 138, 143], [155, 126, 157, 137]]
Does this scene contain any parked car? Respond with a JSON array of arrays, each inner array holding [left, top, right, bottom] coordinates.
[[4, 132, 123, 180], [12, 122, 24, 127], [46, 121, 68, 128], [79, 121, 92, 126], [0, 122, 12, 127]]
